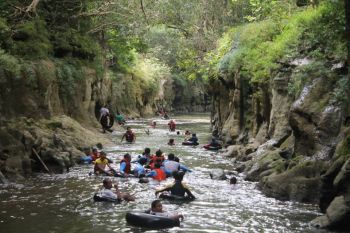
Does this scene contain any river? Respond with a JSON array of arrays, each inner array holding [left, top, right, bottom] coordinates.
[[0, 114, 334, 233]]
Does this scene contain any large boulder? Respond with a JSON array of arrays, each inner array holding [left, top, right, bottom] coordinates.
[[289, 77, 342, 160], [311, 195, 350, 230], [260, 159, 326, 202]]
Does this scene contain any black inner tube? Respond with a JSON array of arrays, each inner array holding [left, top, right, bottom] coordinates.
[[100, 114, 114, 129], [125, 212, 180, 229]]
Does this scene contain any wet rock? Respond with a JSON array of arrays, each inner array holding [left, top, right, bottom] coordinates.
[[319, 157, 344, 212], [209, 169, 227, 180], [334, 158, 350, 192], [311, 195, 350, 230], [245, 150, 283, 182], [290, 77, 341, 160], [260, 160, 326, 202]]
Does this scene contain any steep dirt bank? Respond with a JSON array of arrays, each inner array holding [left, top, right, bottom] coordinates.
[[0, 115, 115, 181]]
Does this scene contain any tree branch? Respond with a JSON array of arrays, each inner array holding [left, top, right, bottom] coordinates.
[[26, 0, 40, 13], [140, 0, 149, 24], [166, 25, 190, 38]]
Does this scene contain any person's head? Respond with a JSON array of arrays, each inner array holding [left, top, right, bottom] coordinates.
[[154, 162, 161, 169], [126, 126, 131, 131], [124, 153, 131, 161], [192, 133, 196, 137], [96, 143, 103, 150], [100, 151, 107, 159], [185, 130, 190, 134], [230, 177, 237, 185], [92, 147, 99, 155], [83, 147, 91, 156], [103, 178, 113, 189], [168, 153, 175, 161], [155, 150, 163, 157], [174, 156, 180, 163], [176, 131, 180, 135], [139, 157, 147, 165], [173, 171, 184, 181], [144, 148, 151, 154], [151, 200, 163, 212], [168, 139, 174, 145]]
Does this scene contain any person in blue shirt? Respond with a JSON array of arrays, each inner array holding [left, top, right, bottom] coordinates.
[[120, 153, 132, 177], [188, 133, 198, 145], [174, 156, 192, 173], [163, 153, 180, 176], [133, 157, 147, 177]]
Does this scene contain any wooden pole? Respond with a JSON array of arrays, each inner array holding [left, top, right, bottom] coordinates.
[[32, 148, 52, 174], [0, 170, 8, 184]]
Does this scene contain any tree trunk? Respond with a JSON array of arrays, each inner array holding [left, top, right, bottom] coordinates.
[[345, 0, 350, 69]]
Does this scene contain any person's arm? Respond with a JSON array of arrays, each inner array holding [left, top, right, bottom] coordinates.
[[94, 163, 110, 175], [179, 164, 192, 173], [120, 162, 126, 175], [133, 133, 136, 143], [184, 188, 196, 199], [146, 170, 156, 177], [121, 134, 125, 142], [155, 184, 172, 196]]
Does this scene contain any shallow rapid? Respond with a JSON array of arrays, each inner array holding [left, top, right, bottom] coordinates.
[[0, 114, 334, 233]]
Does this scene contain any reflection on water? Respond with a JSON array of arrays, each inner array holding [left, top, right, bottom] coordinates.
[[0, 114, 332, 233]]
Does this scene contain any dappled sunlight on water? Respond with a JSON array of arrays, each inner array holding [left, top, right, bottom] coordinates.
[[0, 114, 333, 233]]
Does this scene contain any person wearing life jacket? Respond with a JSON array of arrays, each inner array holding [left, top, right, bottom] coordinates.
[[146, 163, 166, 181], [155, 171, 195, 199], [163, 153, 180, 176], [168, 120, 176, 132], [120, 153, 132, 177], [121, 127, 136, 143], [149, 150, 165, 170]]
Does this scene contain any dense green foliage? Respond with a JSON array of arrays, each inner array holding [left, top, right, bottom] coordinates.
[[0, 0, 348, 114], [203, 1, 346, 102]]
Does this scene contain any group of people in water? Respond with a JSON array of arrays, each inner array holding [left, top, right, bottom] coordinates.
[[89, 145, 196, 221], [90, 107, 229, 224]]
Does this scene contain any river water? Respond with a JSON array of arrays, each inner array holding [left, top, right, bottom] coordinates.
[[0, 114, 334, 233]]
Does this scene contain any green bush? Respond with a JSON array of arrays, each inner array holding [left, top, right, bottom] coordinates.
[[11, 18, 52, 58], [0, 49, 21, 81], [208, 1, 346, 87]]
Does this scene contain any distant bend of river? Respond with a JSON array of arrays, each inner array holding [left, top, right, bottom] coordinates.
[[0, 114, 332, 233]]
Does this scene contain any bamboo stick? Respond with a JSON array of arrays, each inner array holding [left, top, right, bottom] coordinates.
[[32, 148, 52, 174]]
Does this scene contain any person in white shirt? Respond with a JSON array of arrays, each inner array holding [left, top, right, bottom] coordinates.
[[99, 106, 111, 133], [99, 178, 135, 202], [149, 200, 183, 221]]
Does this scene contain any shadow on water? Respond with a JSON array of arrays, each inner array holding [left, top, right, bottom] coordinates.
[[0, 114, 335, 233]]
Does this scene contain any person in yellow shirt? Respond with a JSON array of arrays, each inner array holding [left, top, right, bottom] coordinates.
[[94, 151, 115, 175]]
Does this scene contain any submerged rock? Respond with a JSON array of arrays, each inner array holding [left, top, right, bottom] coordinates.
[[209, 169, 227, 180]]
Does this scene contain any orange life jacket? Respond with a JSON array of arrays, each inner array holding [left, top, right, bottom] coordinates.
[[153, 168, 166, 181], [150, 155, 165, 169]]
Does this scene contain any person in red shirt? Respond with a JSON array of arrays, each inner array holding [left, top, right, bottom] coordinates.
[[168, 120, 176, 132]]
